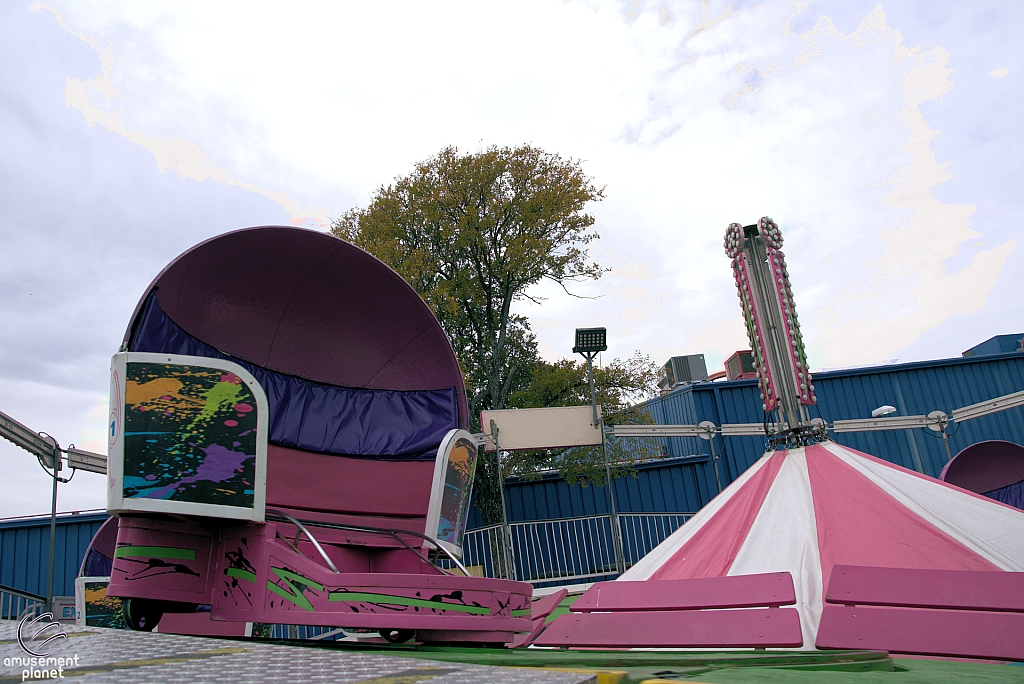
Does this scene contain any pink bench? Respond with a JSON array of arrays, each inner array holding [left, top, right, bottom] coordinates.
[[533, 572, 803, 649], [816, 565, 1024, 661]]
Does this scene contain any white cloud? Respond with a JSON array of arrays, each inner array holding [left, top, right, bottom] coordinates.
[[31, 1, 329, 221], [16, 1, 1021, 370], [2, 0, 1022, 515]]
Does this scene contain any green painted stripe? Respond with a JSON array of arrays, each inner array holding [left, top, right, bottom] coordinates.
[[271, 567, 323, 592], [114, 545, 196, 560], [226, 568, 256, 583], [511, 608, 531, 617], [328, 591, 490, 615], [266, 580, 314, 612]]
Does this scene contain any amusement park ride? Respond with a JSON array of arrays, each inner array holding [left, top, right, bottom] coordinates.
[[3, 220, 1023, 660], [91, 226, 532, 643]]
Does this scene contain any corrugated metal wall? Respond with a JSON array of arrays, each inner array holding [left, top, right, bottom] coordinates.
[[502, 454, 713, 522], [468, 351, 1024, 525], [0, 512, 107, 597], [645, 350, 1024, 482]]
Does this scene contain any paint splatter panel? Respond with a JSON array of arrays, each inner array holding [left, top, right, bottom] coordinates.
[[108, 352, 268, 521], [425, 430, 479, 557], [123, 363, 258, 508], [436, 436, 478, 546], [75, 577, 127, 629]]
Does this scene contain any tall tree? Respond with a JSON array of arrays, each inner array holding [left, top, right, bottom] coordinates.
[[332, 144, 605, 524]]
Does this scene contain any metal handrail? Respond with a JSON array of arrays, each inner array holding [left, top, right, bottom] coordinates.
[[264, 511, 471, 578], [0, 584, 45, 621], [266, 509, 339, 573], [0, 584, 46, 603]]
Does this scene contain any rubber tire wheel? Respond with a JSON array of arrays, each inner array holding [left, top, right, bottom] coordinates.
[[122, 598, 164, 632], [378, 628, 415, 644]]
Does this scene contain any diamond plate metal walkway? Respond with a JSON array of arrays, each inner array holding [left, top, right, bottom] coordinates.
[[0, 621, 595, 683]]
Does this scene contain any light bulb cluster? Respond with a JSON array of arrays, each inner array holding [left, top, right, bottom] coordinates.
[[729, 249, 779, 412], [723, 222, 744, 259], [761, 217, 815, 406], [726, 217, 816, 414], [758, 216, 783, 250]]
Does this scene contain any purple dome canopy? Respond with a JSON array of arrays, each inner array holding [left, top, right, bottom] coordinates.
[[127, 227, 464, 394], [124, 227, 468, 451]]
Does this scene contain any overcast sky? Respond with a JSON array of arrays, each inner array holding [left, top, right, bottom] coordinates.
[[1, 1, 1021, 517]]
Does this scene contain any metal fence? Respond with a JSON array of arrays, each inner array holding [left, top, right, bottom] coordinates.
[[258, 624, 345, 640], [449, 512, 693, 584], [617, 513, 693, 567], [509, 514, 618, 584], [0, 584, 44, 621]]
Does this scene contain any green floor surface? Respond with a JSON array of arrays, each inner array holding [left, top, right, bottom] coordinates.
[[277, 641, 902, 682], [664, 658, 1024, 684], [273, 639, 1024, 684]]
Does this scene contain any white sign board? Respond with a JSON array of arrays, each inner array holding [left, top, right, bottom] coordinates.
[[479, 406, 603, 451]]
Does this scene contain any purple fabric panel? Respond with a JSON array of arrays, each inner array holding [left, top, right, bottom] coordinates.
[[129, 291, 457, 460], [83, 550, 113, 577], [984, 480, 1024, 510], [79, 516, 118, 577]]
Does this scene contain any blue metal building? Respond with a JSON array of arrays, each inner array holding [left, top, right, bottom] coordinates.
[[0, 511, 107, 598], [963, 333, 1024, 357], [646, 350, 1024, 489], [469, 350, 1024, 524], [467, 453, 714, 528]]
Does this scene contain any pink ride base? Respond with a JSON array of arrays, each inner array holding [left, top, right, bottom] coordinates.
[[108, 515, 532, 644]]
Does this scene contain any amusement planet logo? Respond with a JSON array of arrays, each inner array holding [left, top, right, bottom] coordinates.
[[3, 613, 79, 681]]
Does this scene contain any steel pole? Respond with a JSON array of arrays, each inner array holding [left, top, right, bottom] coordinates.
[[587, 354, 624, 574], [586, 354, 599, 427], [47, 448, 60, 611], [941, 427, 953, 463], [602, 435, 625, 575], [490, 422, 515, 581], [709, 437, 722, 493]]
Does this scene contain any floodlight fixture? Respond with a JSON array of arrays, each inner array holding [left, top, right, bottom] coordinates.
[[572, 327, 608, 428], [573, 328, 607, 355], [926, 410, 954, 462], [871, 405, 897, 418]]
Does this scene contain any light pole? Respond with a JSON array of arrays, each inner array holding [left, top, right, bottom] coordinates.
[[573, 328, 606, 427], [573, 328, 624, 574], [489, 420, 516, 581]]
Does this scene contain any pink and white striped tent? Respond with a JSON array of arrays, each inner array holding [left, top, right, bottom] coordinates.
[[620, 441, 1024, 648]]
